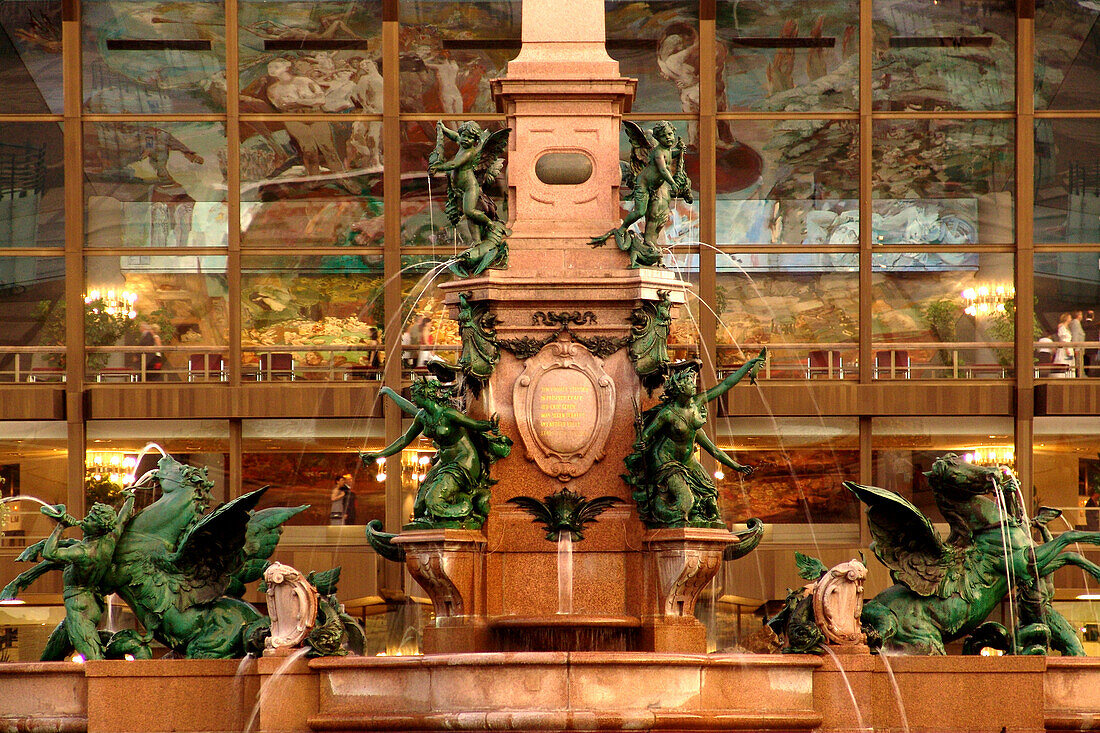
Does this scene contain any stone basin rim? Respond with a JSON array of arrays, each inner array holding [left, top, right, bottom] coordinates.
[[308, 651, 825, 669]]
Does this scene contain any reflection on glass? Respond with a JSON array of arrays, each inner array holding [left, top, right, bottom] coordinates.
[[716, 0, 858, 112], [399, 1, 520, 114], [0, 1, 63, 113], [872, 0, 1014, 111], [873, 119, 1013, 245], [399, 255, 458, 372], [84, 122, 227, 248], [716, 252, 857, 379], [872, 416, 1014, 521], [1035, 0, 1100, 110], [239, 1, 382, 114], [84, 255, 229, 381], [1035, 120, 1100, 244], [83, 0, 226, 113], [872, 251, 1014, 378], [400, 121, 509, 249], [0, 422, 67, 551], [242, 255, 385, 380], [717, 120, 857, 245], [1034, 252, 1100, 379], [241, 121, 382, 247], [1034, 417, 1100, 529], [86, 419, 229, 504], [0, 124, 63, 247], [243, 418, 385, 526], [720, 418, 858, 523], [606, 1, 699, 114], [0, 256, 64, 381]]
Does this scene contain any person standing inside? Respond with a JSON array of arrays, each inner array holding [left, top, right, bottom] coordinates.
[[1071, 310, 1087, 377], [329, 473, 357, 525], [1086, 488, 1100, 531], [1054, 312, 1075, 378]]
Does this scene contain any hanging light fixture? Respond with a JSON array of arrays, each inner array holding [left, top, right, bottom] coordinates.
[[85, 452, 138, 486], [962, 447, 1015, 468], [961, 284, 1014, 317], [85, 289, 138, 320]]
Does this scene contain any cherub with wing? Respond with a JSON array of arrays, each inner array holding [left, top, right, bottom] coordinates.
[[428, 121, 512, 277], [590, 120, 693, 268], [360, 360, 512, 529]]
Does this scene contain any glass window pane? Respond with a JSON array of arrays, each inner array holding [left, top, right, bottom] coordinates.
[[84, 122, 228, 248], [241, 121, 383, 247], [399, 254, 459, 376], [716, 0, 858, 112], [1035, 0, 1100, 110], [720, 417, 859, 524], [0, 1, 63, 113], [398, 1, 521, 114], [1034, 252, 1100, 379], [243, 418, 386, 527], [717, 120, 858, 245], [400, 120, 509, 249], [605, 1, 698, 114], [86, 419, 229, 504], [0, 421, 67, 546], [0, 256, 64, 381], [872, 251, 1014, 378], [84, 255, 229, 382], [717, 252, 858, 380], [242, 254, 385, 381], [872, 0, 1014, 111], [239, 1, 383, 114], [1034, 418, 1100, 531], [872, 416, 1014, 523], [1035, 120, 1100, 245], [0, 123, 64, 248], [82, 0, 226, 113], [873, 119, 1014, 245]]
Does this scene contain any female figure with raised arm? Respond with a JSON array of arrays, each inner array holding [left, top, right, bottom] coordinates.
[[361, 363, 511, 529], [626, 348, 766, 527]]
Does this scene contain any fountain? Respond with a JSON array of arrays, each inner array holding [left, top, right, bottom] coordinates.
[[5, 3, 1100, 732]]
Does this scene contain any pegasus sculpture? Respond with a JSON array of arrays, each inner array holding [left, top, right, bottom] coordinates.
[[847, 453, 1100, 655]]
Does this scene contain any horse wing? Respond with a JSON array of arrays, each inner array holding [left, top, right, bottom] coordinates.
[[845, 481, 954, 597]]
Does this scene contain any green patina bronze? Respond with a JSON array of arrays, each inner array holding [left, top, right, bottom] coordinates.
[[848, 453, 1100, 655], [625, 349, 766, 528], [507, 488, 620, 541], [765, 553, 832, 654], [590, 121, 692, 268], [628, 290, 674, 393], [361, 362, 512, 530], [429, 120, 511, 278], [456, 291, 500, 394], [303, 568, 366, 657], [0, 454, 350, 660]]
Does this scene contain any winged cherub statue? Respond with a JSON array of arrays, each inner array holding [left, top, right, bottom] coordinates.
[[428, 120, 512, 277], [590, 120, 693, 268]]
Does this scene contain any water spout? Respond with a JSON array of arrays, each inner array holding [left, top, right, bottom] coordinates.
[[0, 495, 55, 510], [557, 532, 573, 615], [879, 652, 911, 733]]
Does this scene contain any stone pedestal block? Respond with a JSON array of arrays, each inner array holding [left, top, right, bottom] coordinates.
[[391, 529, 488, 654]]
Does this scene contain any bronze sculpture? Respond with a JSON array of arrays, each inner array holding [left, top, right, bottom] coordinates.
[[590, 120, 692, 268], [429, 120, 511, 277], [625, 349, 766, 527], [361, 362, 512, 529]]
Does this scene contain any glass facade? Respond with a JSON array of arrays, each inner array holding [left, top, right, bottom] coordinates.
[[0, 0, 1099, 657]]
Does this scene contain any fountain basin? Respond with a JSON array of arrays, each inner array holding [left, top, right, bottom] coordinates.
[[490, 615, 642, 652], [309, 652, 822, 732]]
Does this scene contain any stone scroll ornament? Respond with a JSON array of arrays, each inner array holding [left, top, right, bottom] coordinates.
[[589, 120, 692, 268], [513, 340, 617, 481], [429, 121, 511, 278], [766, 553, 867, 654], [625, 349, 766, 528], [456, 291, 500, 396], [628, 290, 673, 393], [506, 488, 620, 541], [360, 360, 512, 530], [1, 453, 363, 660], [264, 562, 319, 654], [845, 453, 1100, 656]]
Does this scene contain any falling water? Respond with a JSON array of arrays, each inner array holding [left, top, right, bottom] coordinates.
[[243, 647, 310, 733], [0, 495, 54, 510], [879, 652, 911, 733], [991, 482, 1019, 652], [557, 532, 573, 615], [106, 594, 117, 633], [821, 645, 868, 733], [1058, 516, 1100, 629]]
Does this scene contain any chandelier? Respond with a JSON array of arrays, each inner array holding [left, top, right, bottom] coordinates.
[[85, 452, 138, 486], [85, 289, 138, 320], [962, 447, 1015, 468], [961, 284, 1014, 317], [370, 449, 435, 484]]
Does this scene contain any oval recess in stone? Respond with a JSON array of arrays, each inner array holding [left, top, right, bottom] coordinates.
[[534, 152, 593, 185]]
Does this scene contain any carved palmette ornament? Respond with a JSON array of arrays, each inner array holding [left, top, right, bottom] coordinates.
[[812, 559, 867, 647], [264, 562, 320, 652], [513, 339, 616, 480]]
